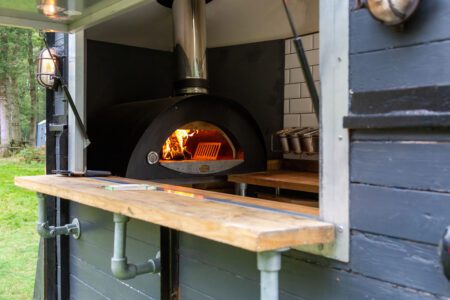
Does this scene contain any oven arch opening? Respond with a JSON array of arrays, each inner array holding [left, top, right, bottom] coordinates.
[[158, 121, 245, 175]]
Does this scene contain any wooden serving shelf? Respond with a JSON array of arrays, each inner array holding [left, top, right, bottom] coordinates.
[[228, 171, 319, 194], [15, 175, 333, 252]]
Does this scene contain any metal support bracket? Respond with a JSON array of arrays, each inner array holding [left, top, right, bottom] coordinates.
[[111, 213, 161, 280], [36, 193, 81, 240]]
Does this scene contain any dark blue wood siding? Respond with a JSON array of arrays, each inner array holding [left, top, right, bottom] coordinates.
[[69, 203, 161, 299]]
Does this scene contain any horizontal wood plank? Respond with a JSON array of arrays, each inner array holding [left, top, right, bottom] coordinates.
[[180, 232, 450, 299], [350, 231, 450, 297], [352, 129, 450, 142], [70, 275, 109, 300], [69, 202, 160, 245], [15, 175, 333, 252], [351, 184, 450, 245], [351, 0, 450, 54], [351, 40, 450, 93], [228, 171, 319, 193], [70, 256, 156, 300], [351, 141, 450, 192]]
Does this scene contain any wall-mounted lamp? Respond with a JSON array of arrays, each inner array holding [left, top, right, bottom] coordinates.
[[356, 0, 420, 26], [36, 48, 59, 89]]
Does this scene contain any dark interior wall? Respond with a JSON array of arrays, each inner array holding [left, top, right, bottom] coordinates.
[[86, 40, 174, 119], [86, 39, 284, 164], [207, 40, 285, 159]]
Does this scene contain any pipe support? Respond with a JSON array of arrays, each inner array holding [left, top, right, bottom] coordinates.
[[111, 213, 161, 280], [257, 250, 286, 300], [36, 193, 81, 239]]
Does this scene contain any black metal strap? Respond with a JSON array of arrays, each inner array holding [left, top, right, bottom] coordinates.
[[282, 0, 320, 122]]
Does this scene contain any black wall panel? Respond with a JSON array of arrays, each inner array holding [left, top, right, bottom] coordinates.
[[346, 0, 450, 128]]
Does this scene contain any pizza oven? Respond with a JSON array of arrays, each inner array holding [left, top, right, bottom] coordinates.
[[87, 0, 267, 181], [88, 94, 266, 180]]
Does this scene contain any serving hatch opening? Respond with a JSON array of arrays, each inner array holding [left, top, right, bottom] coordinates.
[[158, 121, 245, 174]]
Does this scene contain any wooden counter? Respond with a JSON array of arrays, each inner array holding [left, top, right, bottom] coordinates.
[[228, 171, 319, 193], [15, 175, 334, 252]]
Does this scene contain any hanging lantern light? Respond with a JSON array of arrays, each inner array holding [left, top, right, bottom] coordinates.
[[36, 48, 59, 89], [36, 0, 65, 19], [357, 0, 420, 26]]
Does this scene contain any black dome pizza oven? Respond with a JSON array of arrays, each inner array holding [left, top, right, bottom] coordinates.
[[88, 0, 266, 181], [88, 94, 265, 180]]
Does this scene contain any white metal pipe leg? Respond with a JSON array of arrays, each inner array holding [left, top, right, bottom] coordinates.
[[257, 251, 282, 300], [238, 183, 247, 196]]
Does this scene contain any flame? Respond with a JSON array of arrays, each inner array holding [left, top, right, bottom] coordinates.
[[162, 129, 197, 160]]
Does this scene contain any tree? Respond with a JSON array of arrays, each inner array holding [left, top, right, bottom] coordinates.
[[0, 26, 45, 155], [0, 27, 11, 155], [27, 30, 38, 146]]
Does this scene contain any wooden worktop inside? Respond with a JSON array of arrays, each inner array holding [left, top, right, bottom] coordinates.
[[228, 171, 319, 193], [15, 175, 333, 252]]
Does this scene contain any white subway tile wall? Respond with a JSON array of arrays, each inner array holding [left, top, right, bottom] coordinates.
[[284, 33, 319, 128]]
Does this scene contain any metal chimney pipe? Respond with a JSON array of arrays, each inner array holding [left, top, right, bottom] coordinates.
[[172, 0, 209, 95]]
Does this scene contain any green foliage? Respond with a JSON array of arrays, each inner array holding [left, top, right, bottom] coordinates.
[[15, 146, 45, 164], [0, 26, 46, 145], [0, 158, 44, 300]]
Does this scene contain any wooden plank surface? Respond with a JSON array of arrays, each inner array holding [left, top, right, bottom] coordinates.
[[228, 171, 319, 193], [15, 175, 333, 252]]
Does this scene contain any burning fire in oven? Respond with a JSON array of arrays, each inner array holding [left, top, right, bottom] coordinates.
[[161, 124, 239, 162], [162, 129, 198, 160]]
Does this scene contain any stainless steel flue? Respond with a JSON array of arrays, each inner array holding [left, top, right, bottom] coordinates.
[[172, 0, 208, 95]]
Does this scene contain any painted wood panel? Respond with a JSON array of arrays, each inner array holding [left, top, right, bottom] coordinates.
[[351, 41, 450, 93], [178, 233, 448, 299], [351, 141, 450, 192], [351, 183, 450, 244], [281, 254, 446, 300], [70, 256, 157, 300], [70, 275, 108, 300], [66, 195, 450, 300], [179, 255, 259, 300], [350, 231, 450, 297], [352, 129, 450, 142], [180, 284, 216, 300], [349, 86, 450, 115], [350, 0, 450, 54], [70, 203, 160, 246], [69, 203, 161, 299]]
